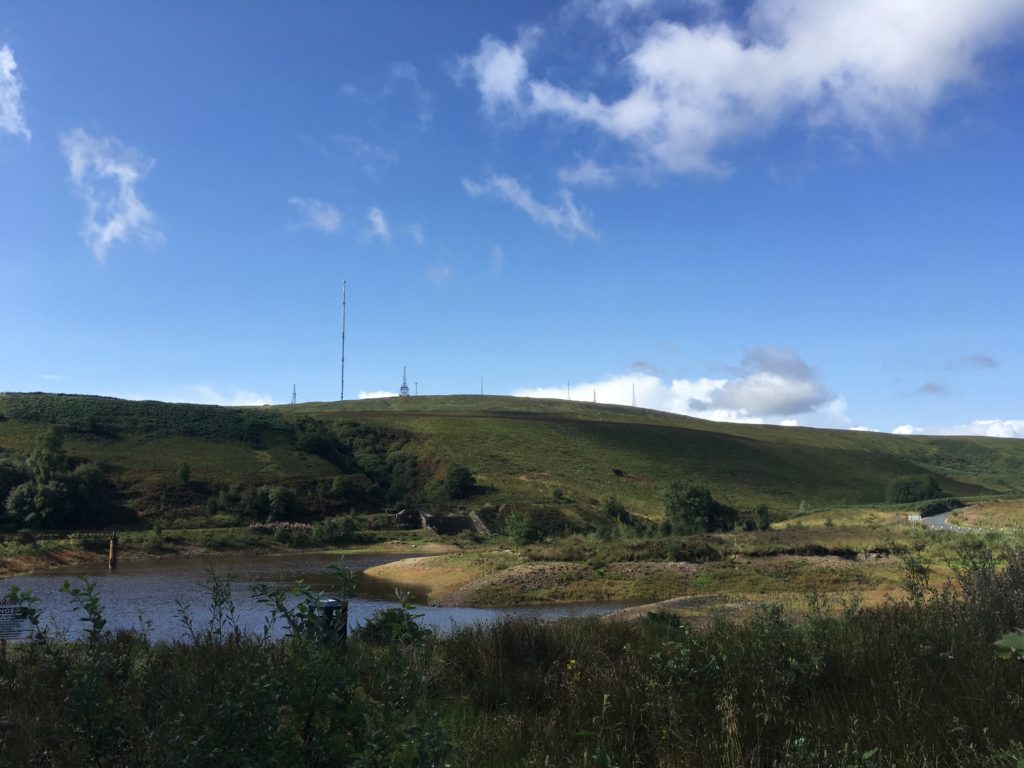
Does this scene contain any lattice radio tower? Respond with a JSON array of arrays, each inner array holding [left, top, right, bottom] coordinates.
[[340, 281, 347, 401], [291, 384, 296, 405]]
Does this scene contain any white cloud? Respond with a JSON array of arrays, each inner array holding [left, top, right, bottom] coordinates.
[[426, 264, 453, 285], [892, 424, 922, 435], [780, 419, 799, 427], [367, 207, 391, 242], [359, 390, 399, 399], [461, 1, 1024, 174], [513, 347, 842, 424], [121, 386, 273, 406], [60, 128, 162, 261], [491, 244, 505, 272], [463, 174, 596, 239], [558, 159, 615, 187], [454, 30, 538, 113], [408, 223, 425, 246], [0, 45, 30, 140], [288, 196, 342, 233], [951, 420, 1024, 438], [898, 419, 1024, 438]]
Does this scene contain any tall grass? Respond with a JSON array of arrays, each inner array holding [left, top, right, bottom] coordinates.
[[2, 543, 1024, 766]]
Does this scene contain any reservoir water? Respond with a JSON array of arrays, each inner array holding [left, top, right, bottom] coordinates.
[[0, 552, 627, 641]]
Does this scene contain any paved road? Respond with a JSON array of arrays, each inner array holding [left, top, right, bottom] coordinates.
[[920, 509, 979, 533]]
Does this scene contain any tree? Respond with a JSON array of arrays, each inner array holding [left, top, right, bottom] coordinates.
[[444, 466, 476, 500], [886, 475, 943, 504], [755, 505, 772, 531], [664, 481, 737, 533]]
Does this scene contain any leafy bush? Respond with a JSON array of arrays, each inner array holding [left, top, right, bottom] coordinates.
[[443, 465, 476, 499]]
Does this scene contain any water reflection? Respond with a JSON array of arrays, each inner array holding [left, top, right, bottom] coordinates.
[[0, 552, 630, 641]]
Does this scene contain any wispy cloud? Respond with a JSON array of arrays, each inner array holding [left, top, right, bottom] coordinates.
[[0, 44, 30, 140], [391, 62, 434, 125], [558, 159, 615, 187], [328, 134, 398, 182], [367, 207, 391, 242], [122, 385, 273, 407], [60, 128, 162, 261], [491, 244, 505, 272], [947, 354, 999, 371], [426, 264, 453, 285], [288, 196, 342, 233], [916, 382, 947, 397], [460, 1, 1024, 174], [463, 174, 596, 239], [408, 223, 425, 246]]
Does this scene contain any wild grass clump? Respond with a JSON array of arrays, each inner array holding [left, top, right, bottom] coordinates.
[[434, 541, 1024, 767]]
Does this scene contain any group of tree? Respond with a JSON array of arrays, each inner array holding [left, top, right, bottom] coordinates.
[[1, 428, 118, 529]]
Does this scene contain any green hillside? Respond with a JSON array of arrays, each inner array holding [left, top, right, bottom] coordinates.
[[2, 392, 1023, 527]]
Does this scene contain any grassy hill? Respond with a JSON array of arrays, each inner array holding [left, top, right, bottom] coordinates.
[[2, 392, 1024, 526]]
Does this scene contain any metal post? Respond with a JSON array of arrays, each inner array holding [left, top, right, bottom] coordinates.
[[108, 534, 118, 570]]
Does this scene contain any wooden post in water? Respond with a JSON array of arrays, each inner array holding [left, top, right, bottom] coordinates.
[[108, 534, 118, 570]]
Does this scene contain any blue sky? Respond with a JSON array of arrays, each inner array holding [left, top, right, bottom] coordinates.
[[2, 0, 1023, 436]]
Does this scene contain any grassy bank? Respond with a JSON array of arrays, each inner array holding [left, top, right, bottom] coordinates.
[[2, 543, 1023, 766]]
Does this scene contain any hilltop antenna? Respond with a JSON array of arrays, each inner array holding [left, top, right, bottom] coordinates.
[[400, 366, 410, 397], [340, 281, 347, 401], [632, 384, 636, 408], [567, 381, 571, 401], [415, 382, 418, 396], [481, 376, 484, 396], [593, 390, 596, 403], [291, 384, 297, 406]]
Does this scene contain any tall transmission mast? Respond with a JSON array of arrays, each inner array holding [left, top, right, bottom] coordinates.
[[291, 384, 297, 406], [632, 384, 636, 408], [400, 366, 410, 397], [340, 281, 347, 401]]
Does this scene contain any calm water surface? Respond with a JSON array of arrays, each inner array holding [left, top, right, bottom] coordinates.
[[0, 552, 629, 641]]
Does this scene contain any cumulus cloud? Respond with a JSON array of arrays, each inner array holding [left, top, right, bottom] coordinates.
[[513, 347, 841, 424], [0, 45, 29, 139], [558, 159, 616, 187], [892, 424, 922, 435], [460, 1, 1024, 174], [894, 419, 1024, 438], [359, 390, 399, 399], [693, 347, 834, 418], [288, 196, 342, 232], [453, 30, 539, 113], [463, 174, 596, 239], [367, 207, 391, 242], [60, 128, 162, 261]]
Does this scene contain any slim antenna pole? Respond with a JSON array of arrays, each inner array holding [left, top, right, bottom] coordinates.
[[567, 381, 570, 401], [593, 389, 596, 403], [481, 376, 484, 396], [632, 384, 636, 408], [415, 382, 418, 396], [340, 281, 347, 401], [291, 384, 297, 406]]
